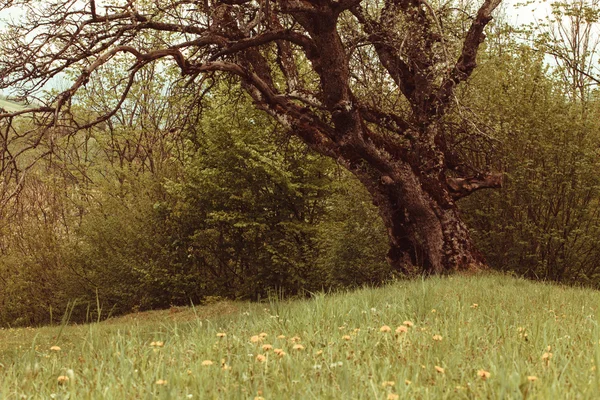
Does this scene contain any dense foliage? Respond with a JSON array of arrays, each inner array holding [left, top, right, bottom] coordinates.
[[0, 75, 391, 326]]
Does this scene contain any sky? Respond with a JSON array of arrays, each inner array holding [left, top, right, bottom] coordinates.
[[0, 0, 573, 100]]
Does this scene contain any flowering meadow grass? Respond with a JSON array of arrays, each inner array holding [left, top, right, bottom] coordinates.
[[1, 273, 600, 399]]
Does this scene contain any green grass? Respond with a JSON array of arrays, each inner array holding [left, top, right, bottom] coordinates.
[[1, 273, 600, 399], [0, 97, 28, 112]]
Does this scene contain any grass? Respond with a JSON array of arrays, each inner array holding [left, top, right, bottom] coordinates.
[[0, 97, 27, 112], [1, 273, 600, 399]]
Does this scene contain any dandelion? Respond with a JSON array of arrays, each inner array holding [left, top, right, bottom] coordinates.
[[387, 394, 399, 400], [432, 334, 443, 341], [435, 366, 445, 374], [250, 335, 262, 343], [256, 354, 266, 362], [259, 332, 268, 339], [380, 325, 392, 333], [201, 360, 214, 366], [471, 304, 478, 309], [293, 344, 305, 351], [50, 346, 61, 352], [150, 341, 164, 347], [290, 336, 301, 343], [403, 321, 414, 327], [542, 352, 553, 364], [155, 379, 167, 385], [274, 349, 286, 357], [395, 326, 408, 334], [527, 376, 538, 382], [57, 376, 69, 384], [342, 335, 351, 341], [262, 344, 273, 351], [477, 370, 491, 380], [381, 381, 395, 388], [216, 332, 227, 338]]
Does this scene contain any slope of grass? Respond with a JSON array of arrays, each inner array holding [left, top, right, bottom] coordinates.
[[1, 273, 599, 399], [0, 97, 27, 112]]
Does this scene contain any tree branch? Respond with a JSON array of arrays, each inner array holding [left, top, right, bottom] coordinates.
[[447, 172, 503, 200]]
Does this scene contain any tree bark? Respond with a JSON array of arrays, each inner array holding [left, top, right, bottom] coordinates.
[[357, 157, 486, 274]]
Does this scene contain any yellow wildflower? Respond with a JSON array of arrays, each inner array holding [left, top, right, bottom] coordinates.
[[277, 335, 286, 339], [395, 326, 408, 334], [262, 344, 273, 351], [381, 381, 395, 388], [259, 332, 268, 339], [435, 366, 445, 374], [155, 379, 167, 385], [256, 354, 266, 362], [342, 335, 351, 341], [250, 335, 262, 343], [57, 375, 69, 384], [293, 344, 305, 351], [50, 346, 61, 352], [403, 321, 414, 327], [432, 334, 443, 341], [380, 325, 392, 333], [274, 349, 286, 357], [387, 394, 399, 400], [201, 360, 214, 366], [528, 376, 538, 382], [477, 370, 491, 380], [216, 332, 227, 338]]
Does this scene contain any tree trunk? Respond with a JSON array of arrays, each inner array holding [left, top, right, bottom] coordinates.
[[361, 161, 486, 275]]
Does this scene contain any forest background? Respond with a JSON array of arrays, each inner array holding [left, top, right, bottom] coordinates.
[[0, 0, 599, 327]]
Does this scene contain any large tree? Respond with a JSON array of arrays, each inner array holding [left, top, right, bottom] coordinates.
[[0, 0, 503, 274]]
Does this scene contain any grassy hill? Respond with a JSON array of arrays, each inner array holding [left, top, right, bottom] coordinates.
[[0, 96, 28, 112], [1, 273, 599, 399]]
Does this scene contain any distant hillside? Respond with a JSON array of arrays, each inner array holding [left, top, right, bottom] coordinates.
[[0, 96, 28, 112]]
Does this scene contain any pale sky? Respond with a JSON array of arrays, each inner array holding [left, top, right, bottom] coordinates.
[[0, 0, 574, 99]]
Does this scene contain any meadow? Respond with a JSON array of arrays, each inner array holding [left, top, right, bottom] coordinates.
[[1, 273, 599, 399]]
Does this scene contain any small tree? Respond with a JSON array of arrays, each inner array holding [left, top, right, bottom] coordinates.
[[0, 0, 503, 274]]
